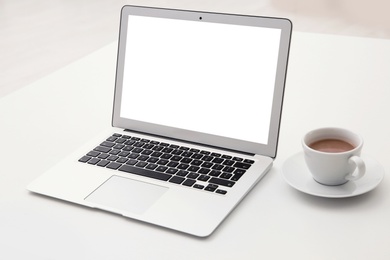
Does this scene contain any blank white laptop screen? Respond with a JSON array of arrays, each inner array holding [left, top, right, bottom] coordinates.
[[120, 15, 281, 145]]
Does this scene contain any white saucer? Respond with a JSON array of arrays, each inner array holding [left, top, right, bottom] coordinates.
[[282, 153, 385, 198]]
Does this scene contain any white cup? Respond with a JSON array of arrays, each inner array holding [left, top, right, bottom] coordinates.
[[302, 127, 366, 186]]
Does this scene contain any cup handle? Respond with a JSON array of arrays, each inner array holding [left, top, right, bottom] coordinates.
[[345, 156, 366, 181]]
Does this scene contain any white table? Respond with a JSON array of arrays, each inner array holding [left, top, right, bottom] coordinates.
[[1, 31, 389, 260]]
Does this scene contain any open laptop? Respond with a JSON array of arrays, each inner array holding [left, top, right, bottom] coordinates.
[[28, 5, 292, 237]]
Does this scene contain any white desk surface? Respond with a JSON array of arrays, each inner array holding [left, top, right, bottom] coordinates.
[[1, 31, 389, 260]]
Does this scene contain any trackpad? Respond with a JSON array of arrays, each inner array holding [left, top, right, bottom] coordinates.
[[85, 175, 168, 214]]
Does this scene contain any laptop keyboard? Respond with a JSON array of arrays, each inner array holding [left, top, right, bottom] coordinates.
[[78, 133, 254, 195]]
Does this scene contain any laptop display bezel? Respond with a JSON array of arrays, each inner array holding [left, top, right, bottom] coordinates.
[[112, 5, 292, 158]]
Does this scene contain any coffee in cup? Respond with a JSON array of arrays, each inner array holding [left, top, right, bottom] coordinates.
[[302, 128, 365, 186], [309, 139, 355, 153]]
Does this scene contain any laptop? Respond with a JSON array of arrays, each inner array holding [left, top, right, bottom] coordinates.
[[28, 5, 292, 237]]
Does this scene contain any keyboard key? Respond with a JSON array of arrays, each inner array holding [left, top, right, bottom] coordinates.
[[147, 157, 159, 163], [87, 158, 100, 165], [177, 164, 189, 170], [176, 170, 188, 177], [141, 150, 153, 155], [145, 164, 158, 170], [181, 157, 192, 164], [181, 151, 193, 157], [197, 175, 210, 182], [135, 161, 148, 168], [125, 140, 136, 146], [118, 151, 130, 157], [222, 166, 235, 173], [128, 153, 139, 159], [202, 156, 213, 161], [153, 146, 164, 151], [157, 159, 169, 165], [156, 166, 168, 172], [205, 184, 218, 192], [171, 150, 183, 155], [171, 155, 182, 161], [166, 168, 178, 174], [107, 162, 121, 170], [182, 179, 196, 187], [167, 161, 179, 168], [98, 153, 109, 159], [191, 160, 203, 166], [107, 155, 119, 161], [169, 176, 185, 184], [106, 136, 118, 142], [220, 173, 233, 179], [193, 184, 204, 189], [160, 153, 173, 159], [87, 151, 100, 157], [209, 170, 221, 177], [118, 165, 171, 181], [114, 144, 125, 149], [188, 166, 200, 172], [115, 138, 126, 144], [209, 177, 235, 187], [138, 155, 149, 161], [143, 144, 154, 149], [198, 168, 210, 175], [162, 147, 173, 153], [97, 160, 110, 167], [187, 173, 199, 179], [122, 146, 134, 152], [201, 162, 213, 168], [212, 164, 223, 171], [94, 146, 111, 153], [234, 169, 246, 175], [243, 158, 253, 163], [100, 141, 115, 148], [212, 158, 224, 164], [126, 159, 138, 165], [134, 142, 145, 147], [233, 162, 252, 169], [109, 149, 120, 155], [191, 153, 203, 160], [216, 189, 227, 195], [223, 160, 235, 166], [151, 151, 163, 157], [132, 148, 143, 153], [78, 156, 91, 163]]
